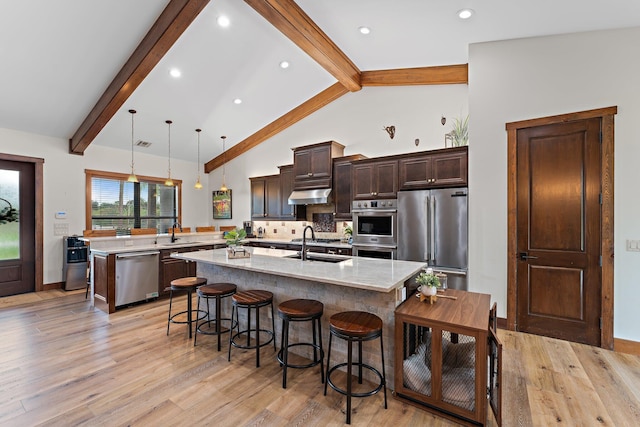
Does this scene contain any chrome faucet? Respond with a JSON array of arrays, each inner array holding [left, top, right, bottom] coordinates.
[[301, 225, 316, 261], [171, 221, 182, 243]]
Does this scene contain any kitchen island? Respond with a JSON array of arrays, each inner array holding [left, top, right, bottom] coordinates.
[[172, 247, 427, 385]]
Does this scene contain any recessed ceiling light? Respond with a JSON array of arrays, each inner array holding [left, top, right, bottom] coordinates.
[[169, 68, 181, 78], [217, 15, 230, 27], [457, 9, 474, 19], [358, 26, 371, 35], [233, 98, 242, 105], [279, 61, 290, 69]]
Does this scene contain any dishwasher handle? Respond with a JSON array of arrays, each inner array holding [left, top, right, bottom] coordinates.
[[116, 251, 160, 259]]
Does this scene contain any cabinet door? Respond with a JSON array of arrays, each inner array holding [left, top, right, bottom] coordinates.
[[265, 175, 281, 219], [431, 150, 467, 187], [375, 160, 398, 198], [293, 143, 335, 189], [159, 257, 188, 295], [399, 155, 434, 190], [250, 178, 266, 218], [352, 163, 375, 200], [333, 159, 354, 219], [280, 166, 296, 218]]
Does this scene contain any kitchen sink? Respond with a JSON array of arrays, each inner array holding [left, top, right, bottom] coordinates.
[[162, 241, 202, 246], [285, 253, 350, 263]]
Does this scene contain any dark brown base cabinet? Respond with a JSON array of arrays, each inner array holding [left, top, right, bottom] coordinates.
[[394, 289, 502, 426]]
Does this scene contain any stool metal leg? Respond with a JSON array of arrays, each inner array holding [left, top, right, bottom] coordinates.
[[282, 318, 289, 388], [215, 295, 222, 351], [358, 340, 363, 384], [166, 289, 174, 336], [227, 304, 236, 362], [194, 294, 203, 346], [317, 317, 325, 384], [186, 289, 193, 338], [255, 306, 261, 368], [271, 302, 276, 352], [346, 337, 353, 425], [323, 333, 333, 396], [380, 333, 388, 408]]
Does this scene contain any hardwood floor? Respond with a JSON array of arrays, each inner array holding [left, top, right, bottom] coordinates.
[[0, 291, 638, 426]]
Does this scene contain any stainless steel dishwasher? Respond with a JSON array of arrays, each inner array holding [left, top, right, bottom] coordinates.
[[115, 251, 160, 307]]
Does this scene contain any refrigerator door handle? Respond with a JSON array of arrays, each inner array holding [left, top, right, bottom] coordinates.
[[430, 196, 436, 263], [424, 196, 430, 261]]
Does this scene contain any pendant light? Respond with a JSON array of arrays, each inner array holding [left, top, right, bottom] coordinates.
[[220, 135, 228, 192], [164, 120, 174, 186], [127, 109, 138, 183], [194, 128, 203, 189]]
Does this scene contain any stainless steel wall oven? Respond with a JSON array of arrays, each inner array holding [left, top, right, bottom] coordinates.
[[352, 199, 397, 258]]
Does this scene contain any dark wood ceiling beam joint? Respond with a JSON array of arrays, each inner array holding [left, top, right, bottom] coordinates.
[[245, 0, 361, 91], [68, 0, 210, 155]]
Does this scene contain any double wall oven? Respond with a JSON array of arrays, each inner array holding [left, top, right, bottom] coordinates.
[[351, 199, 397, 259]]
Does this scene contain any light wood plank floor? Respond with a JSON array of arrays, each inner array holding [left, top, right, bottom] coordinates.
[[0, 291, 638, 426]]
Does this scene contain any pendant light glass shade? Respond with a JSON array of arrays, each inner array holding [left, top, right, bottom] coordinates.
[[220, 135, 228, 192], [164, 120, 174, 187], [127, 109, 138, 183], [194, 128, 203, 189]]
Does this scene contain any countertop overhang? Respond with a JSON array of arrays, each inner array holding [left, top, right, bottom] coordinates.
[[172, 247, 426, 293]]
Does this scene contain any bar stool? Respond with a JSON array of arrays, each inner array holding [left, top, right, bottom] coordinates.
[[324, 311, 387, 425], [166, 277, 207, 339], [194, 282, 237, 350], [228, 290, 276, 368], [277, 299, 324, 389]]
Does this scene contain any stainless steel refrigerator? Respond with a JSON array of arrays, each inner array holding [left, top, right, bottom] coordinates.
[[397, 188, 468, 290]]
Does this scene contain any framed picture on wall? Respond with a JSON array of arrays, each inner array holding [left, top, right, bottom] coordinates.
[[213, 190, 232, 219]]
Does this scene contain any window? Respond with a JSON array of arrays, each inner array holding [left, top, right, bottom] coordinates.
[[85, 170, 182, 235]]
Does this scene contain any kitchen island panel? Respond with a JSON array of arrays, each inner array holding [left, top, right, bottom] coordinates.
[[197, 261, 404, 385]]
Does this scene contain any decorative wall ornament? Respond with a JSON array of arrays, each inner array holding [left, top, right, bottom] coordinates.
[[383, 125, 395, 139]]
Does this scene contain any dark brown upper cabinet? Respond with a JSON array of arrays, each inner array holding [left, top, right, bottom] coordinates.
[[352, 159, 398, 200], [250, 174, 281, 219], [279, 165, 306, 220], [399, 146, 468, 190], [332, 154, 367, 220], [293, 141, 345, 190]]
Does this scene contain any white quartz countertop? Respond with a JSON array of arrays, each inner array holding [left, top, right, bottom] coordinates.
[[245, 237, 352, 249], [172, 247, 426, 293], [90, 239, 226, 255]]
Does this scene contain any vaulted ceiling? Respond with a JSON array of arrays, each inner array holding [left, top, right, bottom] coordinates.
[[2, 0, 640, 170]]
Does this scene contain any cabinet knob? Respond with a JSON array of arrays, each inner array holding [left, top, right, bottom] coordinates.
[[308, 172, 313, 176]]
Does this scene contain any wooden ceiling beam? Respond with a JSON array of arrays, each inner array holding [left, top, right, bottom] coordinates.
[[361, 64, 468, 86], [245, 0, 361, 91], [68, 0, 210, 155], [205, 82, 348, 173]]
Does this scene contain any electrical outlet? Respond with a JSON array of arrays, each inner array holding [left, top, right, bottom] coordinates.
[[626, 239, 640, 252]]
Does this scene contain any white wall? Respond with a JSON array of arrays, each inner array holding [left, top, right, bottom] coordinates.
[[0, 127, 210, 284], [468, 26, 640, 341]]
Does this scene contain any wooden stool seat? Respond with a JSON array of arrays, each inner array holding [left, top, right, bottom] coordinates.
[[231, 290, 273, 306], [325, 310, 387, 425], [228, 290, 276, 367], [277, 299, 324, 389], [167, 277, 207, 339], [195, 283, 237, 350], [278, 299, 323, 319], [171, 277, 206, 289], [329, 311, 383, 339], [198, 282, 237, 297]]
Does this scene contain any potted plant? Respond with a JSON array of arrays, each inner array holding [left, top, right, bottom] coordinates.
[[224, 228, 247, 247], [416, 270, 440, 296], [450, 115, 469, 146], [343, 225, 353, 243]]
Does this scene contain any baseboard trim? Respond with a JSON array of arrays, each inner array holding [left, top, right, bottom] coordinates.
[[42, 282, 63, 291], [614, 338, 640, 356]]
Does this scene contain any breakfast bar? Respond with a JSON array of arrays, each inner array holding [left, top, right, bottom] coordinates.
[[172, 247, 427, 385]]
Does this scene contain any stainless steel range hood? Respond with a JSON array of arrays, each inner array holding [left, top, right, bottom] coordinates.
[[288, 188, 332, 205]]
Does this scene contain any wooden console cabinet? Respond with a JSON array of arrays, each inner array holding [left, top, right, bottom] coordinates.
[[394, 289, 502, 426]]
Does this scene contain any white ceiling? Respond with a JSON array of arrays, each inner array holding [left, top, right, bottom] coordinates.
[[2, 0, 640, 165]]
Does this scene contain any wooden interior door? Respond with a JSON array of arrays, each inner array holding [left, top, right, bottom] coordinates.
[[515, 118, 602, 346]]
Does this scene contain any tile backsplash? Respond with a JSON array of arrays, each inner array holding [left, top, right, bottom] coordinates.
[[252, 219, 351, 241]]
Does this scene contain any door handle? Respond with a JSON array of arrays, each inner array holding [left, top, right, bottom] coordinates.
[[519, 252, 538, 260]]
